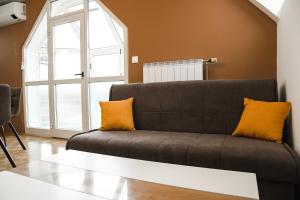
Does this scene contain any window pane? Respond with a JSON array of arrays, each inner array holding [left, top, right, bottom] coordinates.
[[51, 0, 83, 17], [89, 81, 123, 129], [112, 18, 124, 43], [53, 21, 81, 80], [89, 0, 117, 48], [56, 84, 82, 130], [25, 13, 48, 82], [91, 53, 123, 77], [26, 85, 50, 129]]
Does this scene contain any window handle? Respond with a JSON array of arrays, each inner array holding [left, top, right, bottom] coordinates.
[[75, 72, 84, 77]]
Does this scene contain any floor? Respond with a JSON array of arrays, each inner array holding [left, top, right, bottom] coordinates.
[[0, 135, 66, 171]]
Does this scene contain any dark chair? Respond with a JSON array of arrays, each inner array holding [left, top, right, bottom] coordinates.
[[0, 84, 16, 167], [1, 87, 26, 150]]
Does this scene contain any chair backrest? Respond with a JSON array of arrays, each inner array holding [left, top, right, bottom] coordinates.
[[0, 84, 11, 125], [11, 88, 22, 117], [109, 79, 278, 135]]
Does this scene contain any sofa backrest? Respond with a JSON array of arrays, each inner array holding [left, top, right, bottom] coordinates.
[[109, 80, 278, 135]]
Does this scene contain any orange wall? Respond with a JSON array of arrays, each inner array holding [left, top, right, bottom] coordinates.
[[0, 0, 47, 133], [101, 0, 277, 82], [0, 0, 277, 133]]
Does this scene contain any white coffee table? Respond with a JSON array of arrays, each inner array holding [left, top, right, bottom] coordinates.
[[5, 149, 259, 200], [0, 171, 104, 200], [41, 150, 259, 199]]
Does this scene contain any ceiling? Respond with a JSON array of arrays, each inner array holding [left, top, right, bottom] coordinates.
[[249, 0, 285, 22], [0, 0, 25, 6]]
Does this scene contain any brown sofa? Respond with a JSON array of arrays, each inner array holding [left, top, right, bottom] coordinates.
[[67, 80, 300, 200]]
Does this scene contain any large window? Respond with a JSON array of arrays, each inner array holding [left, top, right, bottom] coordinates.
[[23, 0, 127, 138], [89, 0, 124, 78], [88, 0, 125, 129], [51, 0, 84, 17], [24, 13, 50, 130], [25, 13, 48, 82]]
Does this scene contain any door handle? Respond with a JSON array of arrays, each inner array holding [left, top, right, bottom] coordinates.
[[75, 72, 84, 78]]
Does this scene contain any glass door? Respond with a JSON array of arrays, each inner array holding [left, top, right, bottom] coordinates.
[[88, 0, 126, 129], [23, 0, 127, 139], [49, 13, 87, 138]]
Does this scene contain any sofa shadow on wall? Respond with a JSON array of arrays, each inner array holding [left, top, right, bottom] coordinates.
[[279, 83, 294, 148]]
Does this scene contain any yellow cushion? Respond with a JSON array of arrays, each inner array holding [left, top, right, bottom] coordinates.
[[233, 98, 291, 143], [100, 97, 135, 131]]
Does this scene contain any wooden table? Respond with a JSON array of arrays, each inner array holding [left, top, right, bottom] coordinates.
[[10, 150, 259, 200]]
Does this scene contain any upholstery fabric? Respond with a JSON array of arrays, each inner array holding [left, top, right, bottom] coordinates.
[[0, 85, 11, 125], [109, 80, 278, 135], [67, 130, 299, 183], [10, 88, 21, 118], [258, 179, 295, 200]]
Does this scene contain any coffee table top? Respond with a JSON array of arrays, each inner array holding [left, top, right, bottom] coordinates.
[[0, 171, 104, 200], [11, 150, 259, 200]]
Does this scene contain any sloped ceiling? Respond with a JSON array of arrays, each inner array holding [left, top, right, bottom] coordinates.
[[248, 0, 285, 22]]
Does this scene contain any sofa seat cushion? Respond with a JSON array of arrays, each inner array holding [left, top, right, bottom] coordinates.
[[66, 130, 299, 183]]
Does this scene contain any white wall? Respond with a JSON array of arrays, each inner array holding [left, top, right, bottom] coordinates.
[[277, 0, 300, 154]]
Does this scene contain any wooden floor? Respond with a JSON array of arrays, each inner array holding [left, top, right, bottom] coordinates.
[[0, 135, 66, 171]]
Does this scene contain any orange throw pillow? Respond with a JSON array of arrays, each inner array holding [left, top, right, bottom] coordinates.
[[233, 98, 291, 143], [100, 98, 135, 131]]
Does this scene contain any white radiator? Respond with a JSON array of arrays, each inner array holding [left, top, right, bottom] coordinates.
[[143, 59, 203, 83]]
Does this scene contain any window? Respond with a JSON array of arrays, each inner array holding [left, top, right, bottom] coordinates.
[[24, 12, 50, 130], [26, 85, 50, 129], [53, 20, 81, 80], [56, 84, 82, 130], [51, 0, 84, 17], [23, 0, 127, 138], [89, 0, 124, 78], [89, 0, 118, 49], [25, 13, 48, 82], [88, 0, 125, 129]]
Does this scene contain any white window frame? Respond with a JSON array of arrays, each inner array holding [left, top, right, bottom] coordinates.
[[49, 12, 87, 139], [22, 0, 129, 138]]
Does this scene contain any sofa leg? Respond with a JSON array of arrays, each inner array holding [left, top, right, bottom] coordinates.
[[1, 126, 6, 146], [0, 137, 16, 168], [8, 122, 26, 150]]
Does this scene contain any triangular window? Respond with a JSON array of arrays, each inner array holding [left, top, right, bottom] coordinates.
[[89, 0, 118, 48]]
